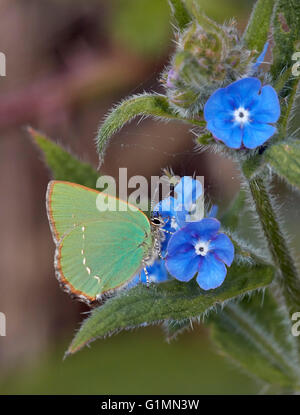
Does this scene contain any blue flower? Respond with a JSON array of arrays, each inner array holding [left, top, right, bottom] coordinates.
[[204, 77, 280, 149], [154, 176, 203, 230], [165, 218, 234, 290], [129, 260, 169, 288]]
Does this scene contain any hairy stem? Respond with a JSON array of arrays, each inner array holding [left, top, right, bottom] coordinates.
[[247, 175, 300, 315]]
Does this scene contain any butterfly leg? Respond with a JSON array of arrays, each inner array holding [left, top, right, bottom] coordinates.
[[143, 262, 150, 288], [160, 228, 175, 236], [155, 228, 174, 260], [158, 251, 166, 261]]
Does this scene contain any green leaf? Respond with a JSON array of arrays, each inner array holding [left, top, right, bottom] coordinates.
[[28, 127, 99, 188], [243, 0, 276, 52], [286, 80, 300, 137], [271, 0, 300, 79], [67, 260, 274, 354], [196, 132, 214, 146], [168, 0, 191, 31], [162, 318, 192, 342], [210, 290, 300, 388], [264, 139, 300, 189], [96, 93, 204, 165], [277, 76, 300, 130]]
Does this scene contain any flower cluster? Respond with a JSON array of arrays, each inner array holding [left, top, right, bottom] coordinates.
[[132, 176, 203, 286], [133, 176, 234, 291]]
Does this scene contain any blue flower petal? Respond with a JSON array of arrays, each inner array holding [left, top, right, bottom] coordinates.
[[196, 253, 227, 290], [167, 228, 194, 256], [251, 85, 281, 123], [204, 88, 235, 121], [226, 77, 261, 108], [129, 260, 169, 288], [207, 205, 218, 218], [253, 42, 269, 69], [212, 116, 235, 130], [166, 251, 201, 282], [153, 197, 177, 217], [206, 120, 225, 140], [207, 119, 230, 137], [180, 218, 221, 241], [210, 233, 235, 266], [160, 230, 173, 256], [208, 120, 243, 149], [243, 122, 276, 149], [174, 207, 190, 228], [222, 125, 243, 149], [143, 261, 169, 283], [174, 176, 202, 211]]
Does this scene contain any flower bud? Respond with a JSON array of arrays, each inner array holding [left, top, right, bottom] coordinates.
[[162, 13, 256, 117]]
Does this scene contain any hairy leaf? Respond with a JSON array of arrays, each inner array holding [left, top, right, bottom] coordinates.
[[280, 78, 300, 130], [265, 139, 300, 189], [168, 0, 191, 31], [67, 260, 274, 354], [28, 127, 99, 188], [271, 0, 300, 79], [286, 80, 300, 137], [162, 318, 192, 342], [196, 132, 214, 146], [210, 291, 300, 388], [243, 0, 276, 52], [96, 93, 204, 165]]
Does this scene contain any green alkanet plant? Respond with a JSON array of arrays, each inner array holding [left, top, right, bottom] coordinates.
[[29, 0, 300, 393]]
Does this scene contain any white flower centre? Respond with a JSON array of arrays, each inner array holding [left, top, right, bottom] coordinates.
[[233, 107, 250, 125], [194, 240, 210, 256]]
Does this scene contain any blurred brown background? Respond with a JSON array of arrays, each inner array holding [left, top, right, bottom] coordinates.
[[1, 0, 298, 394]]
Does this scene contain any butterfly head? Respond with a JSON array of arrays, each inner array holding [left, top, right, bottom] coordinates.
[[150, 215, 166, 228]]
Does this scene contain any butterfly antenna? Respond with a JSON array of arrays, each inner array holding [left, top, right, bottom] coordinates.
[[150, 175, 175, 215], [150, 184, 160, 215]]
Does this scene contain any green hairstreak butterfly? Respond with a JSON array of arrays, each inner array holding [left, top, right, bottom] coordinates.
[[46, 180, 164, 304]]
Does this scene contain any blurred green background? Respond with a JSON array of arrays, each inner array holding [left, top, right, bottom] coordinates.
[[0, 0, 299, 395]]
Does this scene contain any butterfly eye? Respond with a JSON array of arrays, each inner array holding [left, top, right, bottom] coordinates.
[[151, 217, 164, 226]]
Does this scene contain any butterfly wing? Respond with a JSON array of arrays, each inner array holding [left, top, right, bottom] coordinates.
[[46, 181, 152, 303]]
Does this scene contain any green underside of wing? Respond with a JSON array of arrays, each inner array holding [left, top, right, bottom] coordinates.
[[47, 181, 150, 242], [58, 221, 149, 297], [47, 181, 152, 299]]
